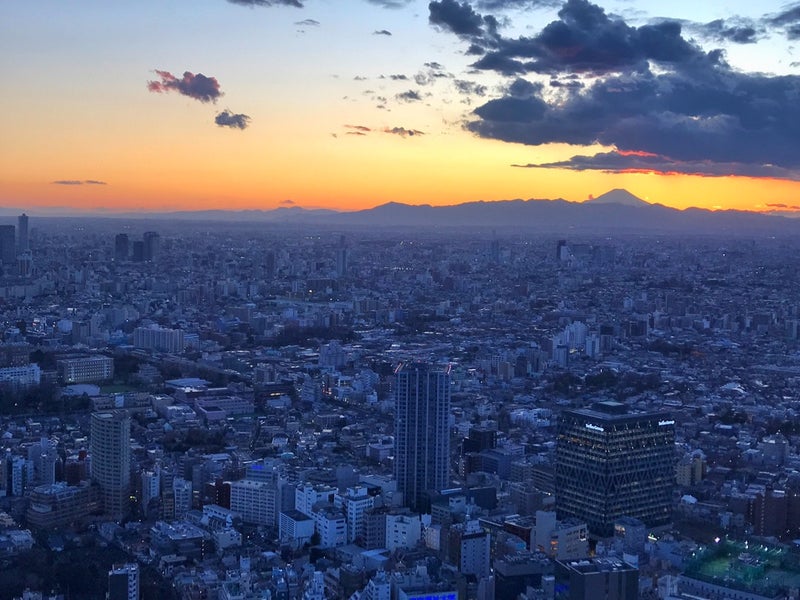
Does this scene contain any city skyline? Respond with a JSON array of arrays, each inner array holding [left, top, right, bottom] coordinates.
[[3, 0, 800, 214]]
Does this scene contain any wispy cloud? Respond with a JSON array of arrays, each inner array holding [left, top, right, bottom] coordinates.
[[366, 0, 413, 7], [383, 126, 424, 137], [52, 179, 108, 185], [147, 70, 222, 103], [227, 0, 304, 7]]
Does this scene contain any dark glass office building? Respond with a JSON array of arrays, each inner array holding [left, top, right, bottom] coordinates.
[[556, 401, 675, 537]]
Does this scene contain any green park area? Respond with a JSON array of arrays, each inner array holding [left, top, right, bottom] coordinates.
[[685, 540, 800, 597]]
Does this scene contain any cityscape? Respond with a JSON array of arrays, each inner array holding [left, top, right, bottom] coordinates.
[[2, 207, 800, 599], [3, 0, 800, 599]]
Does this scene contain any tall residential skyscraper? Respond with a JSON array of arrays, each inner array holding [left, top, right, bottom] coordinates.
[[555, 401, 675, 537], [394, 362, 451, 513], [90, 410, 131, 521], [17, 213, 29, 253]]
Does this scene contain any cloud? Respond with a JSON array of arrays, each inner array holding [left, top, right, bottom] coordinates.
[[373, 29, 393, 35], [52, 179, 107, 185], [342, 124, 424, 137], [429, 0, 488, 38], [295, 18, 320, 26], [414, 62, 451, 86], [515, 150, 800, 180], [424, 0, 800, 177], [468, 66, 800, 171], [227, 0, 304, 7], [367, 0, 413, 7], [472, 0, 717, 76], [384, 126, 425, 137], [695, 18, 760, 44], [148, 70, 222, 103], [476, 0, 560, 8], [454, 79, 488, 97], [215, 110, 251, 129], [389, 74, 409, 80], [767, 4, 800, 39], [281, 199, 296, 205], [396, 89, 423, 102]]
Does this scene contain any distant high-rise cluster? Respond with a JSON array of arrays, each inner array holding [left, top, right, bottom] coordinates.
[[0, 213, 34, 277], [113, 230, 160, 262]]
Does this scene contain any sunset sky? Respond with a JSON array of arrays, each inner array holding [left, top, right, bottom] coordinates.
[[2, 0, 800, 213]]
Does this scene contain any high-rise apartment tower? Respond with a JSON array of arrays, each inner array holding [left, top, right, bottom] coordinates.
[[394, 362, 451, 512], [90, 410, 131, 520]]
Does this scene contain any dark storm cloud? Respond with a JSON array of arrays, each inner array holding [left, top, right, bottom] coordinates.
[[696, 18, 760, 44], [517, 150, 800, 180], [373, 29, 393, 35], [52, 180, 107, 185], [428, 0, 487, 38], [468, 0, 718, 76], [384, 127, 425, 137], [396, 89, 423, 102], [427, 0, 800, 176], [468, 68, 800, 170], [147, 70, 222, 103], [227, 0, 304, 7], [215, 110, 251, 129]]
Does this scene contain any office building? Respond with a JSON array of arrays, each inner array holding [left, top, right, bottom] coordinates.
[[58, 355, 114, 384], [108, 563, 140, 600], [556, 401, 674, 537], [556, 557, 638, 600], [132, 240, 144, 262], [90, 410, 131, 520], [26, 481, 101, 529], [114, 233, 129, 261], [141, 467, 161, 517], [0, 225, 15, 265], [394, 362, 451, 513], [143, 231, 160, 262]]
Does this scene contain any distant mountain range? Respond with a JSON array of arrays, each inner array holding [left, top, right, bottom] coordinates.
[[3, 189, 799, 234]]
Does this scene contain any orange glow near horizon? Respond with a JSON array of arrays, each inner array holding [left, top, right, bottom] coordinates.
[[4, 100, 800, 214]]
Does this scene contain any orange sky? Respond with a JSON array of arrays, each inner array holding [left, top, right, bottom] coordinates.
[[2, 0, 799, 215]]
